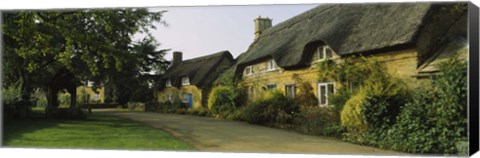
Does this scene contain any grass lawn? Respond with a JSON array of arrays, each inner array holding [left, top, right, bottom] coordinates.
[[3, 108, 196, 150]]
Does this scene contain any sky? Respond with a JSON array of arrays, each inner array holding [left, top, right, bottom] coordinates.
[[134, 4, 318, 61]]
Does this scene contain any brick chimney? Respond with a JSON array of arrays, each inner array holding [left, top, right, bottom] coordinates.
[[254, 16, 272, 40], [172, 51, 182, 67]]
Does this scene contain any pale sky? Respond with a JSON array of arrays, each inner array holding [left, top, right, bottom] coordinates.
[[135, 4, 318, 60]]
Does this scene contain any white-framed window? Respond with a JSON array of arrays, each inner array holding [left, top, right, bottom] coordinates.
[[93, 93, 100, 101], [244, 66, 253, 76], [266, 84, 277, 90], [246, 85, 255, 99], [166, 80, 172, 87], [182, 77, 190, 85], [318, 82, 335, 106], [87, 81, 94, 87], [285, 85, 296, 99], [316, 45, 333, 61], [267, 59, 277, 71], [167, 94, 173, 102]]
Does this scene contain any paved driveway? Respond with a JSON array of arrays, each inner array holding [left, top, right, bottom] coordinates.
[[97, 110, 405, 155]]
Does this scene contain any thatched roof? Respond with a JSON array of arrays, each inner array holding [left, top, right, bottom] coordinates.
[[159, 50, 234, 89], [235, 3, 467, 75]]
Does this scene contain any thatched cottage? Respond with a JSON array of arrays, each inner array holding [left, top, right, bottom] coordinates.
[[157, 51, 235, 108], [234, 3, 468, 106]]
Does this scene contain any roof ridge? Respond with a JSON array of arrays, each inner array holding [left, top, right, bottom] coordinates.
[[181, 50, 229, 63]]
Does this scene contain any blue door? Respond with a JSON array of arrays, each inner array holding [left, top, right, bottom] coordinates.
[[183, 94, 193, 108]]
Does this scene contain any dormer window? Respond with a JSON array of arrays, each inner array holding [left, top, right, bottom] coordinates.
[[316, 45, 333, 61], [267, 59, 277, 71], [166, 80, 172, 87], [182, 77, 190, 85], [245, 66, 253, 76]]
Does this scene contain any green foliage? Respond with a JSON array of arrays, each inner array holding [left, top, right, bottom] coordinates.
[[208, 70, 247, 119], [340, 89, 368, 135], [328, 88, 352, 112], [292, 74, 318, 107], [207, 86, 236, 117], [384, 57, 467, 154], [2, 9, 166, 105], [318, 56, 383, 85], [243, 90, 298, 125], [58, 94, 71, 108], [320, 56, 409, 142], [361, 78, 408, 129], [294, 106, 343, 136], [213, 67, 235, 87], [127, 102, 146, 111], [2, 85, 22, 104]]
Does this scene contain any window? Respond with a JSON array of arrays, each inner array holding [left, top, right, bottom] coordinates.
[[93, 93, 100, 101], [87, 81, 94, 87], [266, 84, 277, 90], [285, 85, 296, 99], [245, 66, 253, 76], [267, 59, 277, 71], [166, 80, 172, 87], [245, 86, 255, 99], [167, 94, 173, 102], [349, 81, 359, 92], [316, 45, 333, 61], [182, 77, 190, 85], [318, 82, 334, 106]]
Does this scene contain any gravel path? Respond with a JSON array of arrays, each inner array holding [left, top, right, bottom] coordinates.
[[96, 110, 406, 155]]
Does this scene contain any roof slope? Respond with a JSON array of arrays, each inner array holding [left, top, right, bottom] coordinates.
[[159, 50, 234, 89], [236, 3, 467, 72]]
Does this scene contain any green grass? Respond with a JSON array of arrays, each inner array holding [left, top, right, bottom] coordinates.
[[3, 108, 196, 150]]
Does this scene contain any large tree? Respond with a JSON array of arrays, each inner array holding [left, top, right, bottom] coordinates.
[[2, 9, 166, 106], [107, 37, 170, 106]]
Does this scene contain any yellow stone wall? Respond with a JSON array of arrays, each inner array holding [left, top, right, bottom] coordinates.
[[76, 86, 105, 104], [241, 47, 426, 104], [157, 85, 203, 109], [242, 53, 341, 102]]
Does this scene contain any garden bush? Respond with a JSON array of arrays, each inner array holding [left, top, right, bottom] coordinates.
[[2, 85, 21, 105], [207, 86, 236, 117], [340, 89, 368, 136], [243, 90, 298, 126], [294, 106, 343, 136], [383, 56, 467, 155], [127, 102, 145, 111]]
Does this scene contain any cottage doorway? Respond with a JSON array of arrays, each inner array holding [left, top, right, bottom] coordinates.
[[183, 94, 193, 108]]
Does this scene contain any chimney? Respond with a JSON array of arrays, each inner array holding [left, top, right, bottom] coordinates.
[[254, 16, 272, 40], [172, 51, 182, 67]]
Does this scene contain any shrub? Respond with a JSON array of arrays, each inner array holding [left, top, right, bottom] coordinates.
[[292, 75, 318, 107], [295, 106, 343, 136], [59, 94, 71, 108], [2, 85, 21, 104], [208, 86, 236, 117], [243, 90, 298, 126], [340, 89, 368, 136], [328, 88, 352, 112], [384, 56, 467, 154], [127, 102, 145, 111]]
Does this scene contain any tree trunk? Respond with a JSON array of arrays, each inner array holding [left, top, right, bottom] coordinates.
[[18, 71, 32, 118]]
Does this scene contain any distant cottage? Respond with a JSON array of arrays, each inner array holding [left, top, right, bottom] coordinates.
[[157, 51, 235, 108], [234, 3, 468, 106]]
